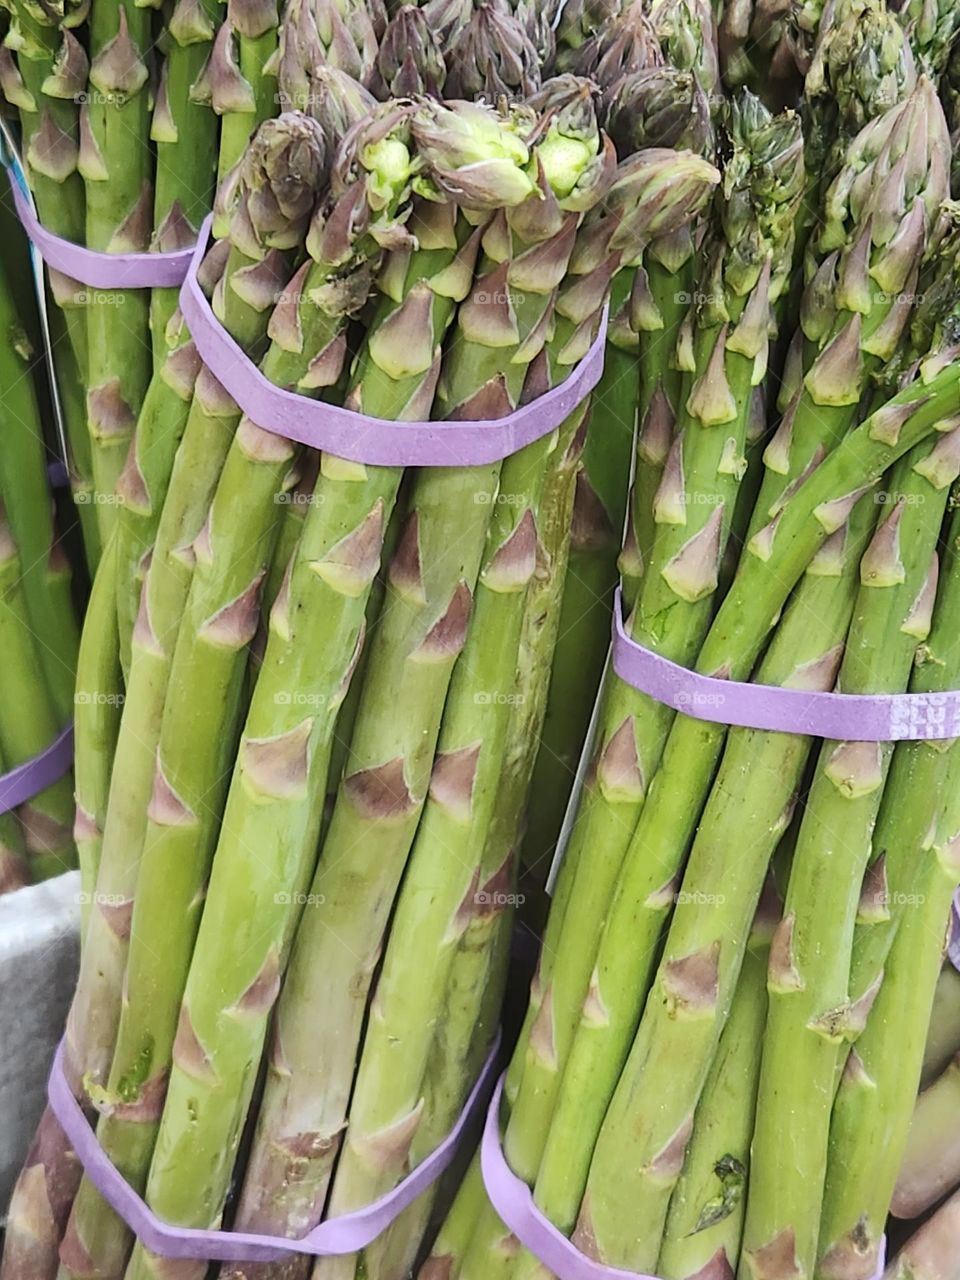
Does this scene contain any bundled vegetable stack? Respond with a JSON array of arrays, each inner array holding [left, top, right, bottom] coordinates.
[[4, 2, 960, 1280], [0, 172, 79, 895]]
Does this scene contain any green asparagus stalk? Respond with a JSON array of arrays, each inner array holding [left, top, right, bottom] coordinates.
[[111, 0, 226, 669], [222, 91, 588, 1265], [80, 1, 155, 541], [0, 1105, 83, 1280], [657, 903, 775, 1280], [419, 1159, 492, 1280], [921, 967, 960, 1087], [892, 1054, 960, 1220], [549, 499, 876, 1272], [500, 89, 798, 1219], [0, 245, 79, 721], [57, 113, 335, 1280], [749, 80, 946, 544], [72, 533, 122, 933], [452, 332, 960, 1280], [740, 446, 960, 1277], [0, 507, 74, 881], [209, 0, 282, 234], [818, 497, 960, 1277], [883, 1190, 960, 1280]]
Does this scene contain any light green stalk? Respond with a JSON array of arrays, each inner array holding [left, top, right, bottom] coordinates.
[[499, 92, 798, 1228], [72, 533, 122, 934], [549, 499, 875, 1271], [80, 1, 154, 542], [658, 920, 773, 1280], [0, 244, 79, 720], [0, 509, 74, 881], [112, 0, 225, 668], [0, 735, 28, 893], [741, 433, 960, 1280], [921, 967, 960, 1087], [892, 1054, 960, 1221], [882, 1189, 960, 1280], [818, 501, 960, 1278]]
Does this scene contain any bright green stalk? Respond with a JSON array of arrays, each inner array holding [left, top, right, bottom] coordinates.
[[921, 968, 960, 1088], [818, 503, 960, 1278], [547, 499, 875, 1271], [420, 1158, 492, 1280], [210, 0, 282, 232], [750, 82, 948, 541], [658, 924, 773, 1280], [892, 1054, 960, 1220], [111, 0, 225, 669], [500, 92, 798, 1217], [0, 510, 74, 881], [741, 434, 960, 1280], [72, 533, 122, 935], [224, 95, 600, 1268], [0, 248, 79, 720], [80, 1, 154, 542], [0, 735, 28, 893], [3, 0, 89, 386]]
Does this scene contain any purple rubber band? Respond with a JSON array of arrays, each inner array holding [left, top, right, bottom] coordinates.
[[178, 217, 607, 468], [948, 892, 960, 972], [47, 1031, 501, 1261], [7, 170, 194, 289], [47, 459, 70, 489], [612, 588, 960, 743], [481, 1077, 888, 1280], [0, 724, 73, 815]]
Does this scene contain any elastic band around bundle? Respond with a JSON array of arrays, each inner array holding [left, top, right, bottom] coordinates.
[[949, 893, 960, 973], [6, 170, 194, 289], [481, 1076, 888, 1280], [612, 588, 960, 743], [179, 217, 607, 468], [47, 1032, 501, 1261], [0, 724, 73, 815]]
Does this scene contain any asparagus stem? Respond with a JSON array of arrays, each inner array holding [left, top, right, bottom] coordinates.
[[553, 500, 874, 1271], [112, 0, 226, 668], [741, 433, 960, 1280], [921, 967, 960, 1088], [657, 915, 774, 1280], [81, 1, 154, 541], [892, 1055, 960, 1221], [0, 507, 75, 881], [72, 532, 122, 936], [883, 1188, 960, 1280]]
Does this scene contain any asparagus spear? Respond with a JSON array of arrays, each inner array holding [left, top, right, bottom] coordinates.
[[892, 1054, 960, 1220], [740, 446, 960, 1276], [883, 1190, 960, 1280], [209, 0, 282, 235], [891, 0, 960, 78], [81, 1, 154, 541], [444, 3, 540, 100], [57, 113, 336, 1280], [818, 497, 960, 1277], [224, 89, 589, 1266], [112, 0, 225, 668], [657, 903, 775, 1280], [0, 507, 74, 881], [500, 89, 799, 1217], [0, 243, 79, 721], [370, 4, 446, 97], [921, 967, 960, 1087], [552, 500, 875, 1272], [749, 80, 945, 544]]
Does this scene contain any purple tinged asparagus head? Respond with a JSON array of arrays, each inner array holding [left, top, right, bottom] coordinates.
[[229, 110, 330, 254], [555, 0, 626, 70], [284, 61, 377, 154], [418, 0, 473, 48], [604, 63, 715, 160], [443, 2, 541, 102], [276, 0, 379, 99], [573, 0, 663, 89], [891, 0, 960, 78], [412, 97, 538, 211], [648, 0, 721, 102], [370, 4, 446, 98], [523, 75, 618, 211]]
